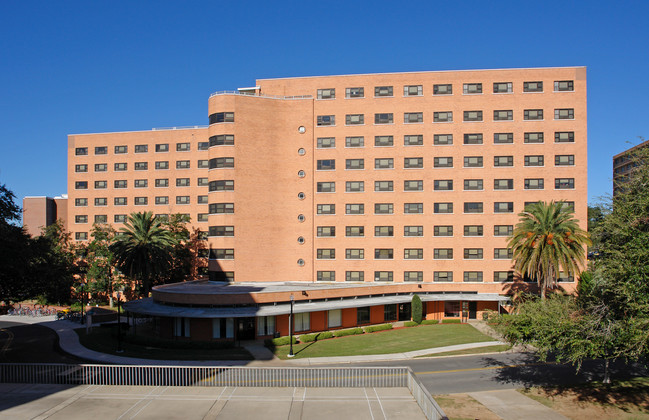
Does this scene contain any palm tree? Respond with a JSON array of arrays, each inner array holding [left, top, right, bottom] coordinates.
[[109, 212, 176, 297], [508, 201, 590, 299]]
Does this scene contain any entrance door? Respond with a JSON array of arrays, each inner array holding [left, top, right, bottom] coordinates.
[[398, 303, 411, 321], [237, 317, 256, 340], [469, 302, 477, 319]]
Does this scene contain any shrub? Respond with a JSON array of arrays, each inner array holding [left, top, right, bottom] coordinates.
[[364, 324, 393, 333], [70, 302, 82, 312], [411, 294, 423, 324], [442, 319, 462, 324], [482, 309, 498, 322], [421, 319, 439, 325], [333, 328, 364, 337], [267, 335, 298, 346], [404, 321, 419, 327], [299, 331, 333, 343]]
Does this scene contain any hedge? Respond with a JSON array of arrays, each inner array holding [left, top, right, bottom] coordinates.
[[364, 324, 393, 333], [404, 321, 419, 327], [265, 336, 298, 347], [442, 319, 462, 324], [299, 331, 333, 343], [333, 328, 364, 337], [421, 319, 439, 325]]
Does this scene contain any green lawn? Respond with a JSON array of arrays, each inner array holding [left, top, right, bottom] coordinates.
[[416, 344, 511, 358], [273, 324, 496, 359], [75, 328, 253, 361]]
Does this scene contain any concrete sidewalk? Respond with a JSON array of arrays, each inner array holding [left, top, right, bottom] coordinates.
[[469, 389, 570, 420]]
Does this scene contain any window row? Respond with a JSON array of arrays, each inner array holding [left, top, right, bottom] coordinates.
[[314, 270, 573, 283], [74, 142, 208, 156], [74, 196, 206, 206], [317, 132, 576, 148], [313, 247, 512, 260], [74, 160, 207, 173], [316, 156, 575, 170], [315, 81, 575, 99], [74, 178, 210, 190], [74, 213, 200, 226]]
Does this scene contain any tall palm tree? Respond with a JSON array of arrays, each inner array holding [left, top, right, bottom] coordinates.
[[508, 201, 590, 298], [109, 212, 176, 297]]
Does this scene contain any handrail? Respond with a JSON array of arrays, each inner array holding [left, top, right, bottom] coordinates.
[[151, 125, 208, 131], [209, 91, 313, 100]]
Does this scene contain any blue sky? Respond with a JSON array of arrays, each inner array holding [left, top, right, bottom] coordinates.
[[1, 0, 647, 213]]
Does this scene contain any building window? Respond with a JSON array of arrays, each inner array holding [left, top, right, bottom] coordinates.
[[208, 226, 234, 237], [317, 137, 335, 148], [346, 248, 364, 259], [434, 225, 453, 237], [176, 160, 190, 169], [404, 157, 423, 169], [374, 86, 393, 97], [134, 162, 148, 171], [555, 155, 575, 166], [433, 134, 452, 145], [114, 180, 127, 188], [209, 112, 234, 124], [524, 155, 544, 166], [524, 132, 544, 143], [404, 248, 423, 259], [524, 81, 543, 92], [374, 203, 393, 214], [198, 141, 209, 150], [555, 108, 574, 120], [555, 178, 575, 189], [464, 179, 483, 191], [384, 304, 397, 321], [134, 179, 148, 188], [155, 161, 169, 170], [494, 133, 513, 144], [346, 114, 364, 125], [317, 160, 336, 171], [75, 181, 87, 190], [317, 271, 335, 282], [346, 87, 364, 98], [434, 180, 453, 191], [493, 82, 512, 93], [93, 163, 107, 172], [494, 271, 515, 282], [94, 215, 107, 224], [404, 180, 423, 191], [374, 135, 393, 147], [434, 203, 453, 214], [155, 144, 169, 152], [464, 133, 483, 145], [375, 158, 394, 169], [374, 271, 393, 282], [493, 110, 513, 121], [197, 177, 208, 186], [404, 225, 423, 237], [374, 226, 393, 237], [209, 203, 234, 214], [294, 313, 310, 332], [434, 157, 453, 168], [114, 163, 127, 171], [134, 144, 148, 153], [463, 83, 482, 94], [524, 178, 544, 189], [346, 181, 364, 192], [555, 132, 575, 143], [464, 156, 483, 167], [433, 84, 452, 95], [317, 226, 335, 237], [134, 197, 148, 206], [494, 248, 513, 259], [209, 135, 235, 147], [175, 196, 190, 205], [346, 159, 364, 170], [464, 202, 483, 213], [75, 215, 88, 224], [197, 214, 209, 223], [375, 248, 393, 259], [155, 196, 169, 205], [345, 136, 363, 148], [524, 109, 544, 120], [464, 271, 483, 282], [434, 271, 453, 282], [404, 203, 423, 214], [198, 195, 208, 204], [346, 271, 364, 282], [464, 248, 483, 259], [494, 225, 513, 236], [375, 181, 393, 192], [114, 197, 127, 206], [374, 113, 393, 124], [494, 202, 514, 213], [317, 249, 335, 259], [404, 112, 423, 123], [434, 249, 453, 259], [155, 178, 169, 188], [317, 115, 335, 126], [464, 111, 483, 122], [494, 156, 513, 167], [404, 85, 423, 96], [554, 80, 574, 92], [464, 225, 483, 236], [317, 204, 335, 215], [95, 146, 107, 155], [494, 179, 513, 190], [115, 145, 127, 154], [317, 182, 335, 193], [317, 88, 335, 99], [433, 111, 453, 122], [209, 249, 234, 260], [75, 147, 88, 156], [94, 180, 107, 189], [114, 214, 127, 223], [404, 271, 423, 282], [75, 232, 88, 241]]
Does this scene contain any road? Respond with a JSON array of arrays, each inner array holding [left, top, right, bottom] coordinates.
[[0, 320, 88, 364]]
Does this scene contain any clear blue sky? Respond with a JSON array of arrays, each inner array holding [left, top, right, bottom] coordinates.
[[1, 0, 647, 212]]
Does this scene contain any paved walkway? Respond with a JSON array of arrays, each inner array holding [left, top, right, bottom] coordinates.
[[469, 389, 570, 420]]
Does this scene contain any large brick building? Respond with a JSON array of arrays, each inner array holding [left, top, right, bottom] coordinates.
[[24, 67, 587, 340]]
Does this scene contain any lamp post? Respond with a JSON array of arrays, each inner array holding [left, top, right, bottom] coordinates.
[[288, 294, 294, 358], [116, 291, 123, 353]]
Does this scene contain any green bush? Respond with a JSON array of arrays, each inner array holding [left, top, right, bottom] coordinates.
[[333, 328, 364, 337], [266, 335, 298, 347], [404, 321, 419, 327], [299, 332, 333, 343], [411, 294, 423, 324], [70, 302, 82, 312], [421, 319, 439, 325], [442, 319, 462, 324], [482, 309, 498, 321], [364, 324, 393, 333]]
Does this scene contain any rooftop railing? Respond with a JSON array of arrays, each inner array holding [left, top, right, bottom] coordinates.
[[209, 90, 313, 100]]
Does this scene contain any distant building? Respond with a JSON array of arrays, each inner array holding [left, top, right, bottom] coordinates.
[[22, 195, 67, 236], [24, 67, 587, 341], [612, 138, 649, 195]]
